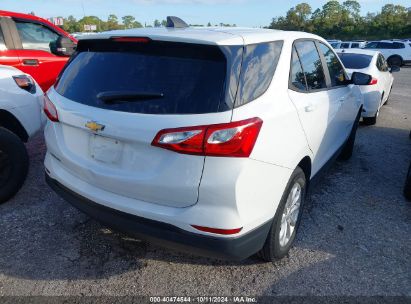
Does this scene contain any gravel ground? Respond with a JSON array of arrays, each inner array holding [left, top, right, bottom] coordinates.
[[0, 69, 410, 298]]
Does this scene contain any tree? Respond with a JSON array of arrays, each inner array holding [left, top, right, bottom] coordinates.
[[154, 19, 161, 27], [343, 0, 361, 21], [62, 15, 80, 33], [122, 15, 136, 29], [268, 1, 411, 40], [107, 14, 120, 30], [78, 16, 103, 32]]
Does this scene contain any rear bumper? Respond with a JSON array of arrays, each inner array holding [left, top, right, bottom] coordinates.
[[359, 88, 382, 117], [46, 173, 272, 260]]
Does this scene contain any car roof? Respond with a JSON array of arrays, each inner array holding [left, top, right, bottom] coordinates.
[[81, 27, 325, 46], [0, 10, 77, 42], [0, 10, 50, 23], [336, 49, 379, 57]]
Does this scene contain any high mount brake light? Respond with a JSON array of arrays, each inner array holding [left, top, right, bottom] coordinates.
[[151, 118, 263, 157], [111, 37, 151, 43], [43, 95, 59, 122]]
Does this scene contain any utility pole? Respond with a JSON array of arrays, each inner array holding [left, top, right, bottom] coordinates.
[[81, 1, 86, 18]]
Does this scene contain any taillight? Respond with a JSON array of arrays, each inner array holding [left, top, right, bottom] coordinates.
[[369, 78, 378, 85], [152, 117, 263, 157], [43, 95, 59, 122], [191, 225, 243, 235], [13, 75, 36, 94]]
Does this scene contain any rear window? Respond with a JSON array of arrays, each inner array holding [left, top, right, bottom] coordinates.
[[56, 40, 242, 114], [338, 53, 373, 69], [364, 42, 378, 49], [393, 42, 405, 49]]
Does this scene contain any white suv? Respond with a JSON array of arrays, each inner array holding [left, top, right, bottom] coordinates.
[[364, 41, 411, 67], [0, 65, 44, 203], [44, 25, 369, 261]]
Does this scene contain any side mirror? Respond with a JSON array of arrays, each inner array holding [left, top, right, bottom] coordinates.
[[50, 36, 76, 57], [351, 72, 372, 86], [390, 66, 400, 73]]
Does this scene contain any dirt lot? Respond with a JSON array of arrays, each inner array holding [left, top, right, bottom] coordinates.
[[0, 69, 410, 298]]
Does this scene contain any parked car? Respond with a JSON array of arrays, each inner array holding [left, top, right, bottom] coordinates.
[[0, 10, 77, 91], [0, 65, 44, 203], [337, 49, 400, 125], [364, 40, 411, 67], [332, 41, 366, 49], [44, 23, 371, 262], [327, 39, 341, 46]]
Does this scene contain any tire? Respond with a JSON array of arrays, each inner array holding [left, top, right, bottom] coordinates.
[[339, 109, 361, 160], [363, 116, 377, 125], [404, 162, 411, 202], [0, 127, 29, 204], [387, 56, 402, 68], [258, 167, 306, 262]]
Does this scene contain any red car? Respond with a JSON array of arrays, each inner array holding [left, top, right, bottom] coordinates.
[[0, 10, 77, 91]]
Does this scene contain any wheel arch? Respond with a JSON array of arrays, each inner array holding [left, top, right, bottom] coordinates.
[[0, 110, 29, 142], [297, 156, 312, 187]]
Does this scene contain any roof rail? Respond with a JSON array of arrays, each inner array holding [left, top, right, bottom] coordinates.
[[166, 16, 189, 29]]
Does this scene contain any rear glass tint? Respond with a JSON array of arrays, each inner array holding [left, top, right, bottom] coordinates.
[[236, 41, 283, 106], [56, 40, 241, 114], [338, 53, 372, 69]]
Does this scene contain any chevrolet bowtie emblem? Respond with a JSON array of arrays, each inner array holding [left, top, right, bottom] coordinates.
[[85, 121, 105, 132]]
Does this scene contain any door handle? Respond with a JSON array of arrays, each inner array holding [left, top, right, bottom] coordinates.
[[304, 104, 316, 112], [22, 59, 39, 66], [339, 97, 345, 103]]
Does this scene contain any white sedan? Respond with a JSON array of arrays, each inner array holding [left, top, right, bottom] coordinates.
[[337, 49, 400, 125], [0, 65, 44, 203]]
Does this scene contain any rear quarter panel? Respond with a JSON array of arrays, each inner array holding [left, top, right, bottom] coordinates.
[[221, 39, 312, 228]]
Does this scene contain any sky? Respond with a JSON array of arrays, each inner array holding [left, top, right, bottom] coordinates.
[[1, 0, 410, 28]]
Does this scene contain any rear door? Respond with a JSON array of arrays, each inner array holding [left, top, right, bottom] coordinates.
[[317, 42, 358, 140], [47, 39, 241, 208], [288, 40, 341, 175], [376, 54, 392, 99], [11, 18, 68, 91]]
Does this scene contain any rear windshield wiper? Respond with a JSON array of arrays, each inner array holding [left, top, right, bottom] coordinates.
[[97, 91, 164, 104]]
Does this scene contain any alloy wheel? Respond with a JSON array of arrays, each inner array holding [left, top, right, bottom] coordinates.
[[279, 182, 302, 247]]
